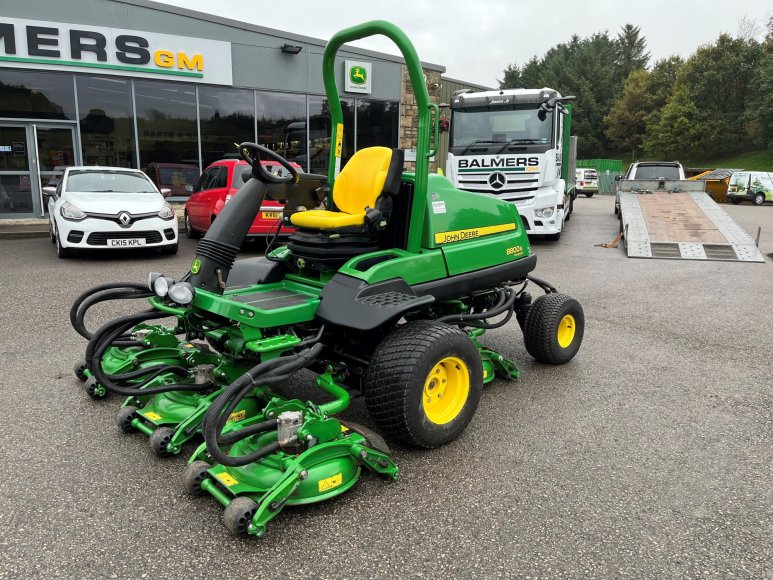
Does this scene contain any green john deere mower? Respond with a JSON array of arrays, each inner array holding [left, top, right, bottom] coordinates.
[[72, 20, 584, 537]]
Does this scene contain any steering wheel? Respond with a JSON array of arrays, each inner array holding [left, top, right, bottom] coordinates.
[[238, 142, 299, 184]]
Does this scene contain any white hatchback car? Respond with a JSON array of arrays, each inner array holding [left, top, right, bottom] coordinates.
[[45, 167, 178, 259]]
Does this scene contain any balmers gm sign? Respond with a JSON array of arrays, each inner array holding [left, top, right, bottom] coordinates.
[[0, 17, 232, 85]]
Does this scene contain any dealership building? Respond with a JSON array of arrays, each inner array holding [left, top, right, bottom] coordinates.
[[0, 0, 486, 219]]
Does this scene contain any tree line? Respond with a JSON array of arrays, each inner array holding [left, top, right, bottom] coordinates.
[[499, 18, 773, 162]]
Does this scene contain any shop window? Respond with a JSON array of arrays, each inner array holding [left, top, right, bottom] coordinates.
[[356, 100, 399, 150], [255, 92, 307, 171], [308, 96, 354, 176], [0, 69, 76, 120], [76, 76, 136, 168], [199, 87, 255, 167], [134, 80, 198, 189]]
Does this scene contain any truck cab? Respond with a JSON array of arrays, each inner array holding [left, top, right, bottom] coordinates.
[[445, 88, 576, 241]]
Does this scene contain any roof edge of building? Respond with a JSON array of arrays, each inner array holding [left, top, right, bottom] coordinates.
[[440, 75, 494, 91], [112, 0, 446, 72]]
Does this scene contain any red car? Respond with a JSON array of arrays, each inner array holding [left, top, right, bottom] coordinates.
[[184, 159, 301, 239]]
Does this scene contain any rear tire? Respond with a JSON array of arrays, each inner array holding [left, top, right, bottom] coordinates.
[[365, 320, 483, 448], [524, 293, 584, 364], [753, 192, 765, 206], [585, 192, 595, 198]]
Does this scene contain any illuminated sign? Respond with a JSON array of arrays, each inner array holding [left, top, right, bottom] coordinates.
[[0, 17, 232, 84]]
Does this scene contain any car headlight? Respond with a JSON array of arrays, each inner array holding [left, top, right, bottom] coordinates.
[[168, 282, 195, 305], [158, 202, 175, 220], [535, 207, 555, 219], [60, 201, 86, 221]]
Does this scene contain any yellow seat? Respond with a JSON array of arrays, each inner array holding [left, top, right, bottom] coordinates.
[[290, 146, 393, 230]]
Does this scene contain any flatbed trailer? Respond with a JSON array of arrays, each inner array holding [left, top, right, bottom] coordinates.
[[617, 179, 764, 262]]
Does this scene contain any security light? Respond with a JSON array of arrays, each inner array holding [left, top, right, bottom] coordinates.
[[280, 44, 303, 55]]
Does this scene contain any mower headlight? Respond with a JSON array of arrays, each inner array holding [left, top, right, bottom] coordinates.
[[535, 207, 555, 219], [153, 276, 174, 298], [168, 282, 195, 305], [60, 201, 86, 221], [158, 202, 175, 220]]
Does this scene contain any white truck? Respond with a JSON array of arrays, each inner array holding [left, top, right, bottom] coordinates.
[[445, 88, 577, 240]]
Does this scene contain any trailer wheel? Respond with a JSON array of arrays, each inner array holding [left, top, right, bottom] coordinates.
[[753, 192, 765, 206], [524, 293, 584, 364], [365, 320, 483, 448]]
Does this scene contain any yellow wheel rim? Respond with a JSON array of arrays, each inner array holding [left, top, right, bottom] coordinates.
[[557, 314, 576, 348], [422, 356, 470, 425]]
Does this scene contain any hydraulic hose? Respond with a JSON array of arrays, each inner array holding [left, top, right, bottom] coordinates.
[[71, 283, 153, 346], [203, 343, 324, 467], [86, 310, 214, 397], [436, 287, 518, 328]]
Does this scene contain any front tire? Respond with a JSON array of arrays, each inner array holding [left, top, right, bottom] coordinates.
[[524, 293, 584, 364], [753, 192, 765, 206], [161, 242, 178, 255], [365, 320, 483, 448], [185, 212, 201, 239], [56, 229, 72, 259]]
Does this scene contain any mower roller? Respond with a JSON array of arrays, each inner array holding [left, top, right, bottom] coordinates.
[[71, 20, 584, 537]]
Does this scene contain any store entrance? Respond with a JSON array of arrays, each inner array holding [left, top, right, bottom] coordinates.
[[0, 122, 79, 218]]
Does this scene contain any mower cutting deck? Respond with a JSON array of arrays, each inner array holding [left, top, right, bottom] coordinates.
[[70, 20, 584, 537]]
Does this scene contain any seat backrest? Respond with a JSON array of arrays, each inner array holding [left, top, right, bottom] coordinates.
[[333, 146, 396, 215]]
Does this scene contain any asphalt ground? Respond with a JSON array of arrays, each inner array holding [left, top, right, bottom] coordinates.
[[0, 195, 770, 578]]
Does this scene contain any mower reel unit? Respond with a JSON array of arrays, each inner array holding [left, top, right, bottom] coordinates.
[[70, 20, 584, 537]]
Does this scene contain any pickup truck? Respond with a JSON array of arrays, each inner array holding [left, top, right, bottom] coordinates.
[[615, 161, 685, 215]]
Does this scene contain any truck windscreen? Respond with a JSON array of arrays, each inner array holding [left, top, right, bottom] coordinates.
[[451, 107, 552, 148]]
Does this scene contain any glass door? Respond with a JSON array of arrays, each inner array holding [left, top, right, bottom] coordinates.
[[35, 124, 78, 214], [0, 124, 36, 217]]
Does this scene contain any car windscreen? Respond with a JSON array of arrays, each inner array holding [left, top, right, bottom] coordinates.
[[66, 170, 157, 193], [451, 106, 552, 147], [634, 165, 681, 180]]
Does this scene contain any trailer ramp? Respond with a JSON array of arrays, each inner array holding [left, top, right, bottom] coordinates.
[[618, 181, 764, 262]]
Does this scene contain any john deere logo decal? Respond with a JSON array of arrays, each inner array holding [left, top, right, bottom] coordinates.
[[349, 66, 367, 85], [191, 259, 201, 274]]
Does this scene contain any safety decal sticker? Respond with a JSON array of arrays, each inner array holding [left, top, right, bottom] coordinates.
[[318, 472, 343, 492], [227, 410, 246, 423], [142, 411, 162, 421], [432, 200, 446, 214], [215, 472, 239, 487]]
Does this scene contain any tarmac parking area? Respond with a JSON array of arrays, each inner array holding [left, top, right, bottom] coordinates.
[[0, 195, 770, 578]]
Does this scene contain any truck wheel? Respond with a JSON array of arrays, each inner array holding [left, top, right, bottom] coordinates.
[[364, 320, 483, 448], [753, 193, 765, 206], [729, 197, 741, 205], [524, 293, 584, 365]]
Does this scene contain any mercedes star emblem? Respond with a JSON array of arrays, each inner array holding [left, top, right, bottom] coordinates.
[[488, 172, 506, 189], [118, 212, 131, 227]]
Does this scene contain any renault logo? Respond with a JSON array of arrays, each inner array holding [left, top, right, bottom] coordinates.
[[488, 172, 507, 189], [118, 212, 132, 227]]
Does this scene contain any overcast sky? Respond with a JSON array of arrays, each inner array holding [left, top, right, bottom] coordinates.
[[158, 0, 770, 87]]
